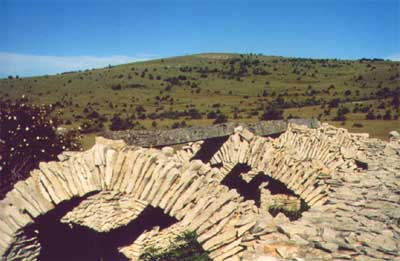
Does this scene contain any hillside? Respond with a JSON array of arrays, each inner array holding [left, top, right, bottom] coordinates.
[[1, 53, 399, 143]]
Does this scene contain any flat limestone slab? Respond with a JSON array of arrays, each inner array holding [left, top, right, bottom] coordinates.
[[61, 191, 148, 233], [99, 119, 319, 147]]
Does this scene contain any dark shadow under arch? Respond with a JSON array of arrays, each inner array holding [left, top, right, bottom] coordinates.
[[221, 163, 309, 220], [31, 194, 177, 261], [191, 136, 229, 165]]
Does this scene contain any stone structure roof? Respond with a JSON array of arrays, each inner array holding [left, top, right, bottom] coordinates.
[[0, 121, 399, 260]]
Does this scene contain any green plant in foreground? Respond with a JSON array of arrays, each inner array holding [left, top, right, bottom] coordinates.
[[139, 231, 211, 261], [268, 199, 309, 221]]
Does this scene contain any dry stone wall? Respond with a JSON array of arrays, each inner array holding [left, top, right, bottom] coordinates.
[[61, 191, 148, 232], [206, 123, 370, 208], [0, 121, 399, 261], [100, 119, 319, 147]]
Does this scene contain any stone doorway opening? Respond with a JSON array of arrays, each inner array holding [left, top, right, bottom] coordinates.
[[221, 163, 309, 220]]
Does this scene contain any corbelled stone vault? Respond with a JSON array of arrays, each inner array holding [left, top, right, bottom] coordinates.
[[0, 121, 399, 260]]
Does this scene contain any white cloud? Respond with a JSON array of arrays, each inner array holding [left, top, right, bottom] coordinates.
[[0, 52, 158, 78], [386, 53, 400, 61]]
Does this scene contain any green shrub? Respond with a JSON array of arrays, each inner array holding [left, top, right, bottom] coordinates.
[[80, 120, 104, 133], [260, 107, 283, 121], [109, 114, 133, 131], [139, 231, 211, 261], [268, 200, 308, 221], [213, 114, 227, 124]]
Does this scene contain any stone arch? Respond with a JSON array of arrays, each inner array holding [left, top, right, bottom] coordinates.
[[207, 126, 332, 208], [37, 197, 178, 260], [203, 123, 365, 211], [0, 137, 260, 261], [0, 123, 371, 260]]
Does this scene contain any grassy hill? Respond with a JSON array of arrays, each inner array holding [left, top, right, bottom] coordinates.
[[1, 53, 399, 147]]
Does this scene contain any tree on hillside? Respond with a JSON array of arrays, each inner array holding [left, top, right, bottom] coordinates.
[[188, 108, 202, 119], [109, 114, 133, 131], [383, 111, 392, 120], [213, 114, 227, 124], [391, 93, 399, 109], [365, 111, 376, 120], [207, 111, 218, 119], [260, 107, 284, 121], [328, 98, 341, 108]]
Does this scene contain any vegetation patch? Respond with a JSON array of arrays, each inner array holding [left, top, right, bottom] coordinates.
[[139, 231, 211, 261], [1, 53, 398, 145]]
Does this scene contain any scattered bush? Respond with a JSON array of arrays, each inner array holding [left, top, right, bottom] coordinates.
[[171, 121, 187, 129], [391, 94, 399, 108], [187, 108, 202, 119], [328, 98, 341, 108], [80, 120, 104, 133], [383, 111, 392, 120], [365, 111, 376, 120], [332, 114, 346, 121], [109, 114, 133, 131], [139, 231, 211, 261], [213, 114, 227, 124], [260, 107, 283, 121], [207, 111, 218, 119], [111, 84, 122, 91]]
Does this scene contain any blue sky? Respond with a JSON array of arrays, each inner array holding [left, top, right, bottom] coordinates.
[[0, 0, 399, 77]]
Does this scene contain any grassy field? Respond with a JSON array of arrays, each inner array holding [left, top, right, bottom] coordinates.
[[1, 53, 399, 147]]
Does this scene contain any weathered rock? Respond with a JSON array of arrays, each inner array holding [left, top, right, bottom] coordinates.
[[99, 119, 319, 147], [388, 130, 400, 141]]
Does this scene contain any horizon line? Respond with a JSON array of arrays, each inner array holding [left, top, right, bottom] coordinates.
[[0, 51, 399, 79]]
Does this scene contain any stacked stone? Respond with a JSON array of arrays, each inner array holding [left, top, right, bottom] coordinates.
[[1, 230, 41, 261], [0, 145, 105, 259], [276, 123, 368, 173], [0, 138, 125, 259], [61, 191, 148, 233], [208, 126, 330, 208], [207, 122, 382, 211], [1, 123, 399, 261], [0, 136, 261, 260], [118, 223, 189, 260], [240, 128, 400, 260], [104, 146, 261, 260], [174, 140, 204, 162]]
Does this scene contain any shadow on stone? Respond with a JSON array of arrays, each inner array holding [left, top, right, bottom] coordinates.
[[34, 195, 177, 261], [221, 163, 309, 220], [191, 136, 229, 164]]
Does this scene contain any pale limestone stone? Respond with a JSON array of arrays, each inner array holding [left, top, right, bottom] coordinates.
[[161, 146, 174, 156], [3, 123, 400, 261], [61, 191, 147, 232], [211, 238, 243, 260], [104, 149, 118, 189], [203, 228, 237, 251]]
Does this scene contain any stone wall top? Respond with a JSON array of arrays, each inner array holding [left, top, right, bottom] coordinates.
[[99, 118, 320, 147]]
